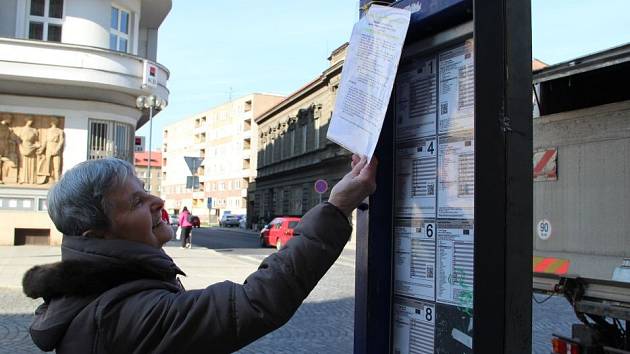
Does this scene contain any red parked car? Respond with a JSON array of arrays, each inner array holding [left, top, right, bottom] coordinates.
[[260, 217, 301, 250]]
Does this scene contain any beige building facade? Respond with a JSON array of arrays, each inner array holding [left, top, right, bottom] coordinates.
[[249, 44, 352, 229], [161, 94, 284, 224]]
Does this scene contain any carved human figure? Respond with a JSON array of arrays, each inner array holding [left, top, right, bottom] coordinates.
[[0, 114, 12, 184], [38, 117, 64, 184], [17, 118, 40, 184]]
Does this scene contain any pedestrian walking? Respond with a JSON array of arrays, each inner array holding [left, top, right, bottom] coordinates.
[[178, 206, 193, 248], [22, 155, 376, 353]]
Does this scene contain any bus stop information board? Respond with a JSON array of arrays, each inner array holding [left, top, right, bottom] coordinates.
[[353, 0, 532, 353], [392, 38, 475, 354]]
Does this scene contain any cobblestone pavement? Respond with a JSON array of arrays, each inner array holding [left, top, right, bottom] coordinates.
[[237, 261, 355, 354], [0, 287, 45, 353], [0, 246, 582, 354], [532, 294, 582, 353], [0, 286, 583, 354], [0, 252, 357, 354]]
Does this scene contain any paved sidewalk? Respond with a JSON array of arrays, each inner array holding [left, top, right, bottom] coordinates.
[[0, 242, 263, 290]]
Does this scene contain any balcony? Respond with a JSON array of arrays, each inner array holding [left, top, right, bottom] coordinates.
[[0, 38, 170, 121]]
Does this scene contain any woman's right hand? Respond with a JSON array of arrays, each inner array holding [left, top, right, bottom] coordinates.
[[327, 154, 377, 216]]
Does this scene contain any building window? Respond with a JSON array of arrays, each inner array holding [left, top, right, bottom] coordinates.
[[244, 100, 252, 112], [87, 119, 134, 161], [110, 6, 130, 52], [28, 0, 64, 42]]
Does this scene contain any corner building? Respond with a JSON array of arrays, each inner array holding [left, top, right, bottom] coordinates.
[[0, 0, 171, 245]]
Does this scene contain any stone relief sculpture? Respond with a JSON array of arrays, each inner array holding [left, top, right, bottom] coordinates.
[[0, 114, 17, 184], [0, 113, 65, 187], [37, 117, 64, 184], [17, 117, 40, 184]]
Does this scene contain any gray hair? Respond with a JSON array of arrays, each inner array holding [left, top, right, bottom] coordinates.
[[47, 158, 135, 236]]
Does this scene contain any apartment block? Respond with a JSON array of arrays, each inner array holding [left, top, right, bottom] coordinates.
[[162, 94, 284, 223]]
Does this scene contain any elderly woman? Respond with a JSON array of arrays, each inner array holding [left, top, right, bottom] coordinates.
[[23, 155, 377, 353]]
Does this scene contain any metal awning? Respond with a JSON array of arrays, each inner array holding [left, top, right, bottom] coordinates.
[[533, 43, 630, 84]]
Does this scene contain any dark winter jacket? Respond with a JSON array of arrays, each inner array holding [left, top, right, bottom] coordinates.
[[22, 203, 351, 353]]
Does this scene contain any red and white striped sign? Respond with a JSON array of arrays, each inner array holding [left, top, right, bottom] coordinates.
[[533, 149, 557, 181]]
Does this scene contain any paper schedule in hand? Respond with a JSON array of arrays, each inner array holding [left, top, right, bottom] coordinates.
[[326, 5, 411, 160]]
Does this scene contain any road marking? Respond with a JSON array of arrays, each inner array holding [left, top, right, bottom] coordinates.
[[234, 255, 267, 265], [230, 254, 356, 269], [335, 257, 356, 268]]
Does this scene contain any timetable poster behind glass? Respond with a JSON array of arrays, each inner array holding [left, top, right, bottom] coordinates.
[[392, 39, 474, 354]]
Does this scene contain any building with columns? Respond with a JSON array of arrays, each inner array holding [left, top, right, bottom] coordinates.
[[161, 94, 284, 224], [0, 0, 171, 245], [249, 43, 352, 229]]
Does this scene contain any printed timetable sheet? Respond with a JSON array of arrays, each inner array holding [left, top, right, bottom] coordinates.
[[392, 297, 435, 354], [437, 131, 474, 220], [327, 5, 411, 160], [395, 138, 437, 218], [396, 57, 438, 141], [438, 39, 474, 134], [394, 218, 436, 301], [392, 39, 475, 353], [436, 219, 474, 306]]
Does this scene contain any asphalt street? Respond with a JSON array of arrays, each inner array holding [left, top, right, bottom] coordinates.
[[184, 226, 268, 251]]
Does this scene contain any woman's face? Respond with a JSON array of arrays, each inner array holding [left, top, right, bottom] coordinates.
[[102, 175, 172, 247]]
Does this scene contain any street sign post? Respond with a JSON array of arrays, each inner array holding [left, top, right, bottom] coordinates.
[[354, 1, 532, 353], [183, 156, 203, 175], [186, 176, 199, 190]]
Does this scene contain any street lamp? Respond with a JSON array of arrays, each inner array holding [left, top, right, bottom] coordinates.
[[136, 95, 167, 192]]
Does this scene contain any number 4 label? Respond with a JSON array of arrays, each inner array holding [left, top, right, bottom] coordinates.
[[421, 139, 436, 157]]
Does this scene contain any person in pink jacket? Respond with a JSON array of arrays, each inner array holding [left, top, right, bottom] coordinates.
[[178, 207, 193, 248]]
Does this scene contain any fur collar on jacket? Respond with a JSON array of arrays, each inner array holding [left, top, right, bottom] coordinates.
[[23, 236, 185, 301]]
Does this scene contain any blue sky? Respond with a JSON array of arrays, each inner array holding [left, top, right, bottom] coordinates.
[[138, 1, 630, 147]]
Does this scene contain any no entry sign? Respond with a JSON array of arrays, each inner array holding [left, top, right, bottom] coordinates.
[[314, 179, 328, 194]]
